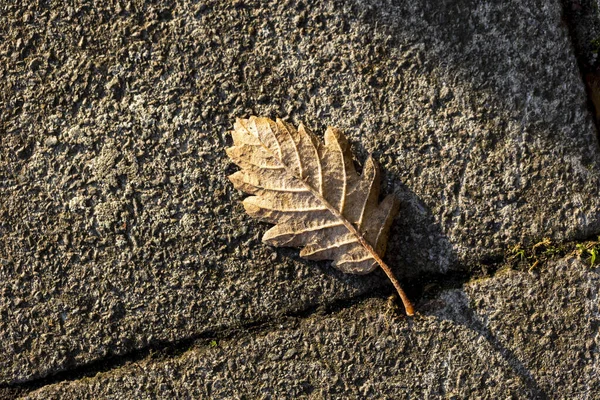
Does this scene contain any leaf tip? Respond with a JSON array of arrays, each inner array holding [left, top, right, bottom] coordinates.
[[242, 196, 261, 216], [225, 146, 235, 159], [233, 117, 246, 129], [227, 170, 243, 187]]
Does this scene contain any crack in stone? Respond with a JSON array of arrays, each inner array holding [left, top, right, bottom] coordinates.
[[1, 269, 474, 396], [4, 234, 600, 397]]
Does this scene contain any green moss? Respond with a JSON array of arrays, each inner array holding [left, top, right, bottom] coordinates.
[[506, 236, 600, 272], [575, 237, 600, 267]]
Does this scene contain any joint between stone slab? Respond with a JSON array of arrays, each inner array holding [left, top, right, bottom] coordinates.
[[5, 234, 600, 397]]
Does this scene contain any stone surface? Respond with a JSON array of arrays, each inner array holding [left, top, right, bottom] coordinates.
[[1, 0, 600, 385], [22, 257, 600, 399]]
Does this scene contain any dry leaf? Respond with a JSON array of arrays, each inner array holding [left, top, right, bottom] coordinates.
[[226, 116, 414, 315]]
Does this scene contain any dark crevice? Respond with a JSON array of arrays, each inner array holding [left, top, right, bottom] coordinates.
[[561, 0, 600, 139], [0, 290, 382, 397], [0, 265, 478, 398], [0, 259, 507, 398], [3, 231, 600, 398]]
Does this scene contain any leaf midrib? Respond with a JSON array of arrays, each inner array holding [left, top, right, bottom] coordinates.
[[255, 126, 380, 263]]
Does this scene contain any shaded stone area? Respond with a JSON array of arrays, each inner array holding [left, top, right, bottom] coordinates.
[[562, 0, 600, 72], [21, 257, 600, 399], [1, 0, 600, 385], [562, 0, 600, 125]]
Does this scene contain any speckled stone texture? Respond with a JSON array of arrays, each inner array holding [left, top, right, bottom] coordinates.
[[21, 257, 600, 399], [1, 0, 600, 387]]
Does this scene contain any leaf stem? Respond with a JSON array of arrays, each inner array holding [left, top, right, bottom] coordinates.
[[302, 180, 416, 315], [332, 219, 415, 315], [376, 259, 415, 316], [333, 216, 414, 315], [353, 233, 414, 315]]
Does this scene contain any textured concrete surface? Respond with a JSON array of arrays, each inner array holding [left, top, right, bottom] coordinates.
[[21, 257, 600, 399], [1, 0, 600, 387]]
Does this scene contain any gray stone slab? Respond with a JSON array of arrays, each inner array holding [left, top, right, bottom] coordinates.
[[21, 257, 600, 399], [1, 0, 600, 384]]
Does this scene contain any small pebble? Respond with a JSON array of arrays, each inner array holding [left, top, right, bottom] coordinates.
[[45, 136, 58, 147]]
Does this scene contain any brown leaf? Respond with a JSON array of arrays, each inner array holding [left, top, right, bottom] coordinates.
[[226, 116, 414, 315]]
